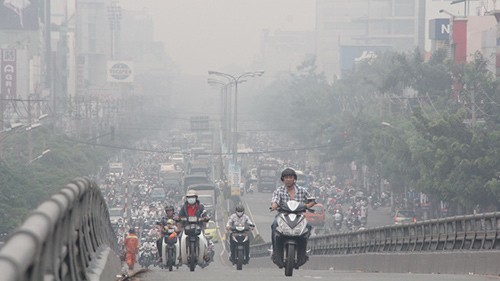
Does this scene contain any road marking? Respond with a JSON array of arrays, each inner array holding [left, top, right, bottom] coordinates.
[[243, 199, 260, 238]]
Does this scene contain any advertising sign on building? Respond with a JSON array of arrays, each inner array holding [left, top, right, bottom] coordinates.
[[229, 162, 241, 196], [190, 116, 210, 131], [339, 45, 391, 75], [429, 18, 450, 41], [107, 61, 134, 83], [0, 49, 17, 99], [0, 0, 40, 30]]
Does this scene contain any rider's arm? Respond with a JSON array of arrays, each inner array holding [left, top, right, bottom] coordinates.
[[270, 189, 280, 211], [225, 214, 233, 230], [304, 188, 316, 208], [246, 215, 255, 230]]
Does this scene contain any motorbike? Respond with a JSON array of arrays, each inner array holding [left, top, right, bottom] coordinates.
[[139, 248, 153, 269], [229, 223, 255, 270], [246, 183, 256, 194], [151, 247, 159, 267], [161, 227, 180, 271], [178, 216, 210, 271], [333, 213, 343, 232], [272, 199, 313, 276]]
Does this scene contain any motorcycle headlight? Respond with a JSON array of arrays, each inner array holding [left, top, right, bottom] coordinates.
[[277, 217, 307, 236], [235, 225, 245, 232]]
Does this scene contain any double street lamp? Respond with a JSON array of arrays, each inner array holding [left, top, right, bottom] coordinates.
[[208, 70, 264, 163], [207, 78, 231, 149]]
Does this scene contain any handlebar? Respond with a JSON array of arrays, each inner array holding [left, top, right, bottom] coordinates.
[[176, 216, 210, 223]]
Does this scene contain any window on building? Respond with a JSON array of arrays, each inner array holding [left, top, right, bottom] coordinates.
[[369, 21, 391, 35], [393, 20, 414, 34], [395, 1, 415, 17]]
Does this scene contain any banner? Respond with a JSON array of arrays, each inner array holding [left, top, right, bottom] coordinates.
[[1, 49, 17, 99], [0, 0, 40, 30], [107, 61, 134, 83]]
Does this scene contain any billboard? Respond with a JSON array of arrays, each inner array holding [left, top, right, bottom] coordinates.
[[107, 61, 134, 83], [1, 49, 17, 99], [429, 18, 450, 41], [339, 45, 392, 75], [190, 116, 210, 131], [0, 0, 40, 30]]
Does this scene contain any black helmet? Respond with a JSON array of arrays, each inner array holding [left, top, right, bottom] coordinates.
[[235, 204, 245, 213], [281, 168, 297, 181], [165, 205, 174, 212]]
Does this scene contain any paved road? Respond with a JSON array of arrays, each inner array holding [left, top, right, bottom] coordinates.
[[135, 192, 495, 281], [134, 252, 497, 281]]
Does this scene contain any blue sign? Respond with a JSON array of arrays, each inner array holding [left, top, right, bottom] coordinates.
[[429, 18, 450, 40]]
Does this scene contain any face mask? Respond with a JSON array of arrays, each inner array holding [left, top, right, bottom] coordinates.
[[187, 197, 196, 205], [236, 211, 244, 217]]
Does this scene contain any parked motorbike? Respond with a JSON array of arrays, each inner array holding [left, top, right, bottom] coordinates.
[[178, 216, 210, 271], [229, 222, 255, 270], [161, 227, 180, 271], [272, 199, 313, 276]]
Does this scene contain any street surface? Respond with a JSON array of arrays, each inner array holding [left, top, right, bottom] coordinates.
[[135, 191, 497, 281]]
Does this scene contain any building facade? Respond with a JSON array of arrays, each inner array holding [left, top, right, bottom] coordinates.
[[315, 0, 425, 80]]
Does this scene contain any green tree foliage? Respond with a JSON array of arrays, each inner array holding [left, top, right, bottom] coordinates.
[[0, 127, 114, 234], [251, 48, 500, 214]]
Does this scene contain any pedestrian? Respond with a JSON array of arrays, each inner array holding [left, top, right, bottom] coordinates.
[[124, 228, 139, 273]]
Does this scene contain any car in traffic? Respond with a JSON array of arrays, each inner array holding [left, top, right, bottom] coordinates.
[[150, 187, 166, 202], [204, 220, 219, 242], [304, 203, 326, 227], [108, 207, 124, 226], [394, 209, 417, 225]]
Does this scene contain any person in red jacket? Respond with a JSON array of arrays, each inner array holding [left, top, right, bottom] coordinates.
[[124, 228, 139, 272]]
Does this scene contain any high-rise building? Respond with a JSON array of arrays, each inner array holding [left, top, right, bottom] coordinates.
[[255, 29, 315, 84], [315, 0, 425, 80]]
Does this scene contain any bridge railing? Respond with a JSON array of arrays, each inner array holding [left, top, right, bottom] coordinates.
[[0, 177, 119, 281], [250, 212, 500, 257]]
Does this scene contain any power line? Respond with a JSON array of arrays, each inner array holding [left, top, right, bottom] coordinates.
[[67, 137, 335, 156]]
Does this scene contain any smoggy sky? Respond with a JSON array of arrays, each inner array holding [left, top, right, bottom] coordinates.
[[119, 0, 316, 75]]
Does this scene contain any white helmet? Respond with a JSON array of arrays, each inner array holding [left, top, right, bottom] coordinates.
[[186, 189, 197, 197]]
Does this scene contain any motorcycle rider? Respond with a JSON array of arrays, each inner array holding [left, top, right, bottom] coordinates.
[[270, 168, 315, 261], [138, 237, 156, 266], [155, 205, 177, 263], [226, 204, 254, 263], [333, 209, 343, 231], [177, 189, 211, 263]]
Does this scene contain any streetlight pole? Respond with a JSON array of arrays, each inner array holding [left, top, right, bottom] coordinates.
[[207, 70, 264, 164], [207, 78, 230, 147]]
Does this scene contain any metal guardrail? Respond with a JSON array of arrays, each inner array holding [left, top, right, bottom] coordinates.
[[0, 177, 118, 281], [250, 212, 500, 257]]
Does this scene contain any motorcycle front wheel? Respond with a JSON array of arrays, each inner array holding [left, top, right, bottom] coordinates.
[[189, 241, 197, 272], [236, 248, 244, 270], [284, 243, 295, 276], [167, 248, 174, 271]]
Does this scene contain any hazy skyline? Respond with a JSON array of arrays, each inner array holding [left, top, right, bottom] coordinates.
[[120, 0, 316, 75]]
